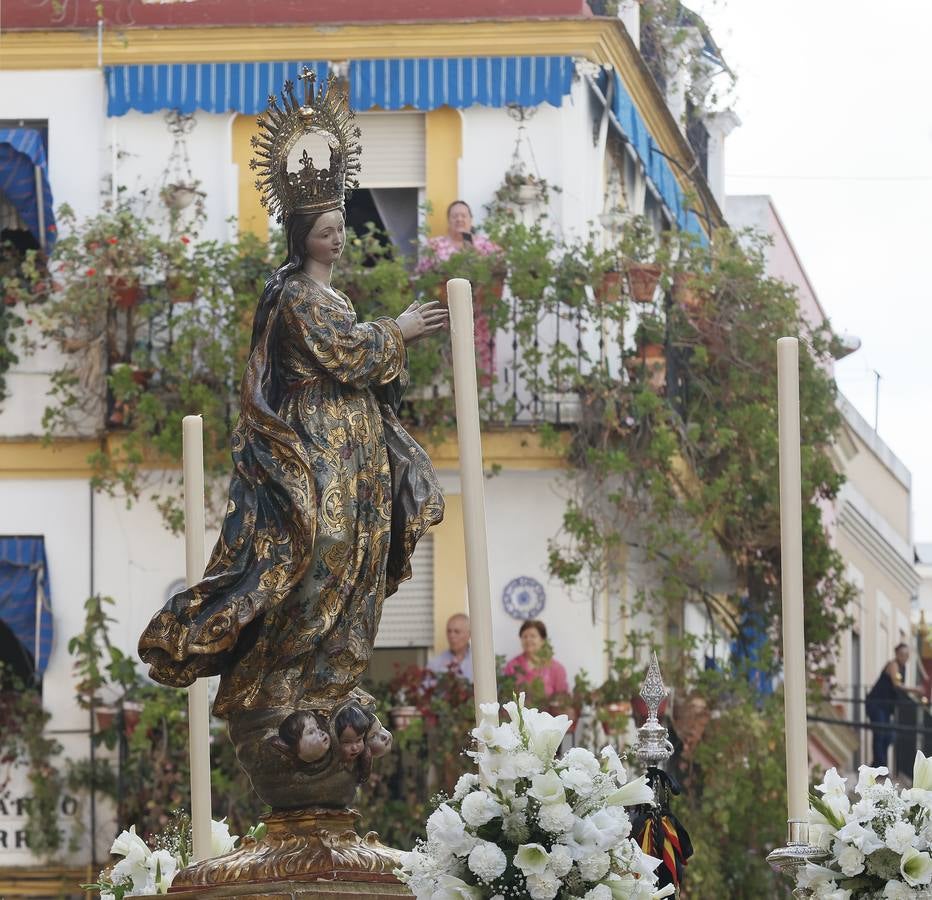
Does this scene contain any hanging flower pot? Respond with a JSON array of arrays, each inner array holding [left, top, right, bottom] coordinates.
[[94, 704, 118, 732], [389, 705, 422, 731], [122, 700, 143, 737], [161, 182, 201, 211], [131, 367, 154, 388], [625, 262, 662, 304], [673, 272, 707, 314], [594, 269, 624, 305], [598, 699, 633, 735], [624, 343, 666, 392], [108, 276, 142, 310]]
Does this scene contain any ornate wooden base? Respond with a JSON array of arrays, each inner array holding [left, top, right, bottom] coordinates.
[[166, 807, 408, 895]]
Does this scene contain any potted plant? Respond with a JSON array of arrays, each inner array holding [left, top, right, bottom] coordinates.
[[160, 180, 204, 212], [618, 214, 662, 304], [625, 312, 666, 390]]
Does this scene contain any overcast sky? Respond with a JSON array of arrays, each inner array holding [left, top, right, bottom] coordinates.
[[691, 0, 932, 543]]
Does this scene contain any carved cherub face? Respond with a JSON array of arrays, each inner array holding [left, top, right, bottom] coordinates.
[[366, 726, 393, 759], [304, 209, 346, 266], [338, 724, 366, 762], [296, 718, 331, 764]]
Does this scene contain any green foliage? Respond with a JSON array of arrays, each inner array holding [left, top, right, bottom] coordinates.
[[0, 668, 65, 860]]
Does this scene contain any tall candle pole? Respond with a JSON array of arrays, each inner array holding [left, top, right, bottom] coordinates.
[[446, 278, 498, 720], [182, 416, 213, 862], [767, 338, 825, 876]]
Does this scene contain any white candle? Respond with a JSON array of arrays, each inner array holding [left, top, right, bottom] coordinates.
[[446, 278, 498, 720], [776, 338, 809, 826], [182, 415, 213, 861]]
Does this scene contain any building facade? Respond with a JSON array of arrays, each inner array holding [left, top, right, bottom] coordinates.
[[0, 0, 733, 876]]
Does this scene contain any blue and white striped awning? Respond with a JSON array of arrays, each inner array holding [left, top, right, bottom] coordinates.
[[106, 61, 329, 116], [349, 56, 575, 111], [105, 56, 575, 117]]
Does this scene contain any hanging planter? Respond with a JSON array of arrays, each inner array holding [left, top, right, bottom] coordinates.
[[624, 343, 666, 392], [389, 705, 422, 731], [673, 272, 708, 314], [161, 182, 201, 211], [108, 276, 142, 310], [598, 699, 633, 735], [594, 269, 623, 305], [625, 262, 662, 304]]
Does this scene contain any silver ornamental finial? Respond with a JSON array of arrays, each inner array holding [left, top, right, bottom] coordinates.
[[635, 651, 674, 767]]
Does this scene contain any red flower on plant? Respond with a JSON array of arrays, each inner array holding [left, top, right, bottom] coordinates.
[[107, 237, 118, 245], [86, 268, 97, 277], [180, 235, 191, 245]]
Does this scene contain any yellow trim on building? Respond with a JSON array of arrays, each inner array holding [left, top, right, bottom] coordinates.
[[231, 114, 268, 240], [0, 439, 99, 479], [0, 428, 566, 479], [425, 107, 463, 237], [422, 428, 568, 471], [431, 492, 467, 655], [1, 18, 721, 229]]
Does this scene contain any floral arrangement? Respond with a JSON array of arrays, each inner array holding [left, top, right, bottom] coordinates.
[[396, 694, 674, 899], [84, 814, 261, 898], [800, 752, 932, 898]]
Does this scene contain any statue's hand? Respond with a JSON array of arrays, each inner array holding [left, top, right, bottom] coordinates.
[[396, 300, 448, 345]]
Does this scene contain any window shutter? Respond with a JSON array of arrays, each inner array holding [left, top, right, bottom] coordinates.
[[376, 534, 434, 648], [356, 112, 426, 189]]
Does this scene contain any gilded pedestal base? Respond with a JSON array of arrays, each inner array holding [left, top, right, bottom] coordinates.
[[167, 808, 408, 895]]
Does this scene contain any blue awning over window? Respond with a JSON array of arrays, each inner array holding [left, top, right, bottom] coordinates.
[[0, 536, 53, 677], [105, 61, 330, 116], [607, 71, 705, 238], [0, 129, 56, 250], [104, 56, 574, 117], [349, 56, 575, 111]]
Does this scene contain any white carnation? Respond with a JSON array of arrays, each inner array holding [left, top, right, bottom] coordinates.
[[835, 842, 864, 877], [467, 841, 507, 881], [536, 801, 576, 834], [526, 869, 561, 900], [583, 886, 613, 900], [885, 820, 919, 855], [453, 773, 479, 801], [564, 747, 601, 775], [560, 767, 595, 797], [548, 844, 573, 877], [577, 851, 611, 881], [460, 791, 502, 828]]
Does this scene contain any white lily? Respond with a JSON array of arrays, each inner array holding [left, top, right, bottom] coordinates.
[[110, 825, 150, 862], [528, 769, 567, 806], [900, 847, 932, 887], [514, 842, 551, 876], [855, 764, 889, 796], [605, 774, 655, 808]]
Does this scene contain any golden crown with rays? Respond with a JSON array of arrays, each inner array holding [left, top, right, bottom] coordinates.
[[249, 68, 362, 222]]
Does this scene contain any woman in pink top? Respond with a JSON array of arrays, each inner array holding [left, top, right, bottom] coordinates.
[[416, 200, 501, 381], [503, 619, 569, 698]]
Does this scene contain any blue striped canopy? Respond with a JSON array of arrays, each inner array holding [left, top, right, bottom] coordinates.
[[607, 71, 705, 238], [106, 60, 330, 116], [0, 536, 53, 677], [0, 129, 56, 250], [104, 56, 575, 116], [349, 56, 575, 111]]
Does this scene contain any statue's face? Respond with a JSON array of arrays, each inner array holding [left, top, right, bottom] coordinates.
[[305, 209, 346, 265]]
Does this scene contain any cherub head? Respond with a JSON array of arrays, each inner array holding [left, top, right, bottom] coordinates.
[[332, 704, 372, 765], [276, 710, 331, 764], [366, 721, 393, 759]]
